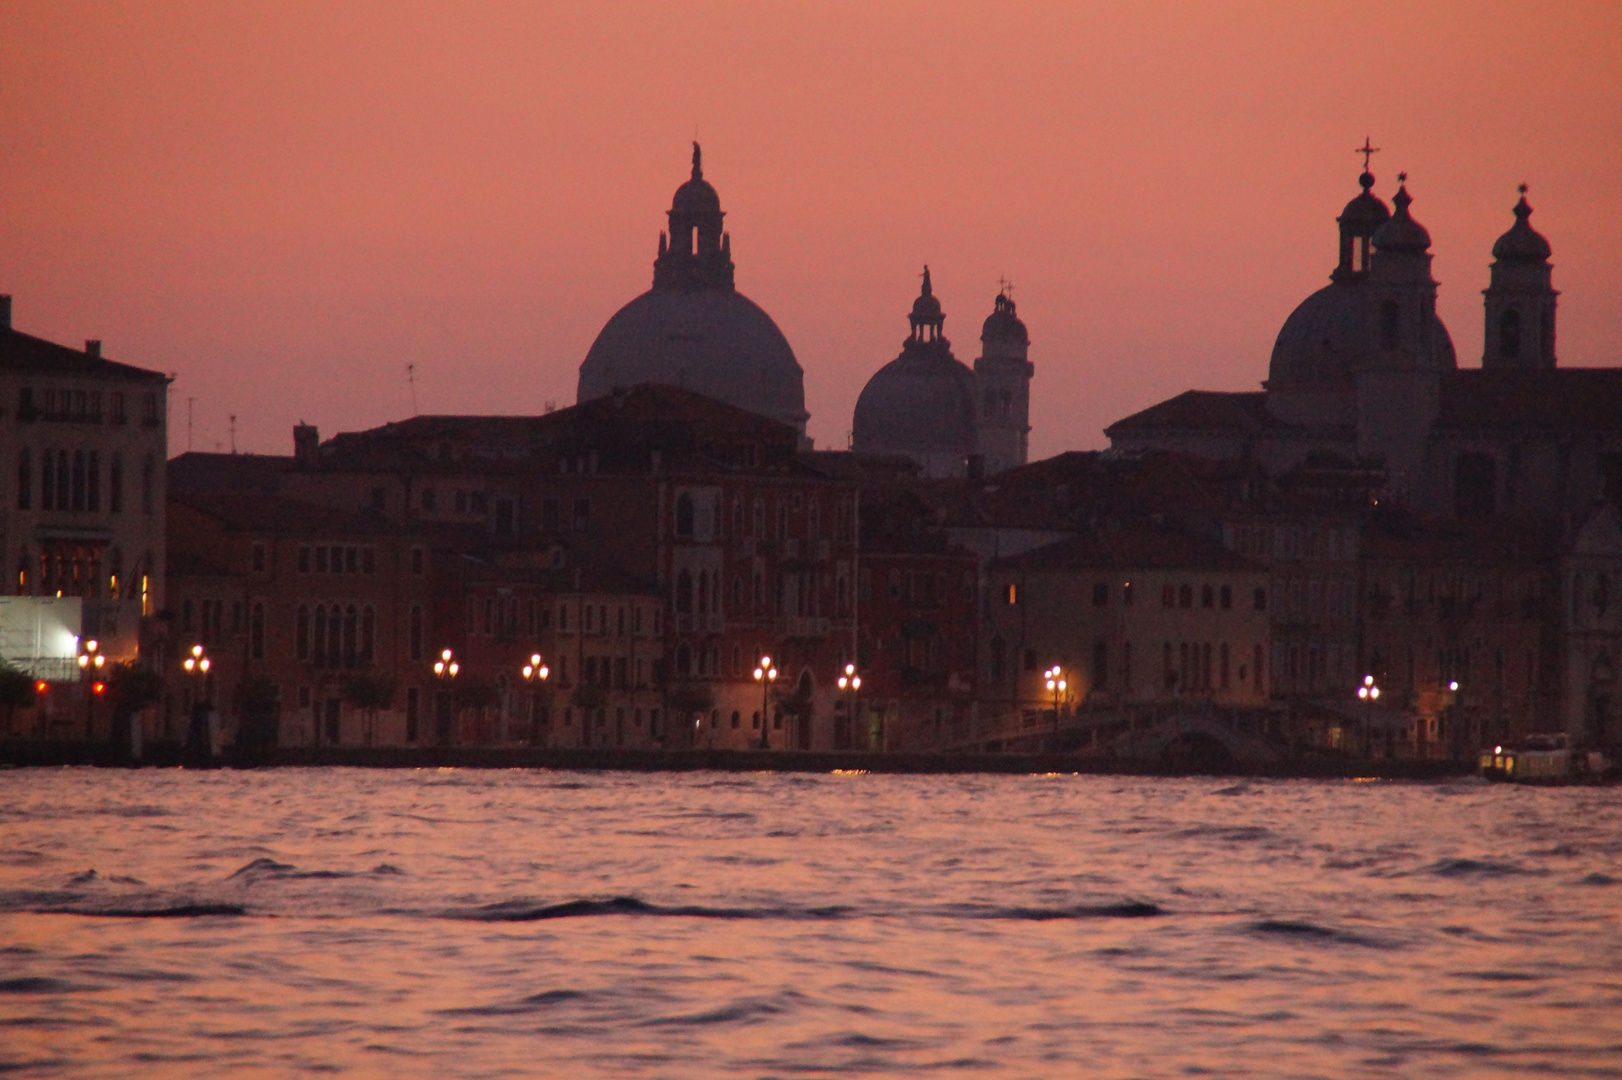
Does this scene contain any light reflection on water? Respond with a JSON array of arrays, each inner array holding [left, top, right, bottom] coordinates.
[[1, 768, 1619, 1077]]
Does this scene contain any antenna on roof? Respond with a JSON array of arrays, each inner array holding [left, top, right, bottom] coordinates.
[[229, 415, 237, 455], [187, 397, 195, 452], [407, 364, 418, 416]]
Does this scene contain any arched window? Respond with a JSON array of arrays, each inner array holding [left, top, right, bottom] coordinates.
[[1595, 575, 1610, 619], [109, 453, 122, 513], [990, 637, 1006, 685], [675, 642, 692, 676], [1540, 309, 1555, 361], [409, 604, 423, 660], [343, 604, 359, 666], [697, 570, 709, 614], [676, 569, 693, 614], [16, 449, 29, 510], [71, 450, 86, 511], [310, 604, 325, 664], [250, 602, 266, 660], [361, 605, 376, 663], [675, 493, 695, 537], [1499, 309, 1522, 360], [753, 497, 765, 537], [40, 450, 53, 511], [1380, 300, 1401, 350], [56, 451, 69, 510], [327, 606, 342, 668]]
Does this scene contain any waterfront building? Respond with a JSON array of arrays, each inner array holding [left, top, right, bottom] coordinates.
[[0, 295, 168, 739]]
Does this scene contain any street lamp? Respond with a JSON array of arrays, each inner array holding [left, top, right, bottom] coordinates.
[[754, 654, 778, 750], [77, 638, 106, 740], [1045, 665, 1067, 750], [182, 644, 212, 760], [521, 653, 549, 745], [1357, 674, 1380, 757], [433, 648, 459, 745], [837, 662, 861, 750]]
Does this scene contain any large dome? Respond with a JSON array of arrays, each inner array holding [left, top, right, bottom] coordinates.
[[576, 144, 809, 435], [579, 288, 808, 430], [853, 270, 976, 467], [1269, 282, 1456, 388]]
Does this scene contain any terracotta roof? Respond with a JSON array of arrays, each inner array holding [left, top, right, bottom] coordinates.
[[1105, 390, 1283, 439], [1361, 512, 1559, 565], [1437, 368, 1622, 434], [171, 491, 407, 539], [1, 327, 168, 382], [996, 521, 1262, 573]]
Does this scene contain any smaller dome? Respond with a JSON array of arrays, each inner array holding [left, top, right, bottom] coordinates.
[[911, 265, 943, 321], [671, 142, 722, 214], [1492, 190, 1552, 262], [1339, 173, 1391, 231], [1373, 184, 1431, 253], [981, 292, 1028, 344]]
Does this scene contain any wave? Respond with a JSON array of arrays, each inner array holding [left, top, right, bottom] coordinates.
[[1578, 872, 1616, 886], [1247, 919, 1385, 947], [227, 856, 397, 881], [1423, 858, 1544, 879], [33, 903, 246, 918], [457, 896, 1163, 922]]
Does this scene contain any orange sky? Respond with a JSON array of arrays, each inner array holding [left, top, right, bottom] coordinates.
[[3, 2, 1619, 460]]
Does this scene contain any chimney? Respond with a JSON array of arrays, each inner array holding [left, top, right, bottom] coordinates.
[[85, 339, 101, 359], [293, 423, 319, 465], [0, 295, 11, 331]]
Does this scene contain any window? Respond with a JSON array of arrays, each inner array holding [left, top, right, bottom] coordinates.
[[1499, 308, 1521, 359], [361, 606, 375, 663], [1005, 583, 1017, 605], [16, 449, 29, 510], [409, 605, 424, 660], [141, 455, 155, 514], [411, 548, 425, 574], [71, 450, 85, 511], [1254, 587, 1267, 611], [421, 487, 437, 512], [252, 544, 267, 573], [141, 393, 158, 425], [87, 451, 99, 511], [1201, 584, 1214, 609], [55, 451, 68, 510], [1092, 641, 1108, 689], [494, 498, 514, 536], [1220, 584, 1232, 610], [1455, 453, 1497, 518], [250, 602, 265, 659], [1023, 648, 1037, 673], [40, 450, 53, 511], [296, 605, 310, 660], [676, 493, 695, 537], [454, 490, 467, 513], [541, 498, 560, 532], [406, 688, 420, 742], [1092, 582, 1109, 607], [1380, 300, 1401, 350], [110, 392, 126, 423], [573, 497, 590, 532], [1162, 583, 1175, 608], [1179, 584, 1193, 609]]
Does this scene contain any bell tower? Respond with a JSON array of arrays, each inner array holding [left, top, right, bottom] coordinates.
[[653, 142, 735, 290], [1483, 186, 1557, 369], [973, 284, 1033, 475]]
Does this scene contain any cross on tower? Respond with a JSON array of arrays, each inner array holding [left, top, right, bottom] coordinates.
[[1519, 182, 1529, 195], [1356, 137, 1380, 171], [997, 275, 1016, 300]]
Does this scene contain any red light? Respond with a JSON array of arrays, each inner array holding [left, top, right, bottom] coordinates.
[[93, 682, 106, 694], [34, 681, 47, 693]]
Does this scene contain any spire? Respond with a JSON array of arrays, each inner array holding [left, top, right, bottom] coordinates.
[[921, 265, 933, 297], [691, 141, 703, 181], [908, 265, 945, 343]]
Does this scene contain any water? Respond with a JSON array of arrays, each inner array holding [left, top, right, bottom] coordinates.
[[1, 768, 1619, 1078]]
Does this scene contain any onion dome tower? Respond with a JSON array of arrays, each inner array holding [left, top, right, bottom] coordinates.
[[852, 267, 978, 478], [973, 287, 1033, 475], [577, 144, 809, 438], [1482, 185, 1558, 369], [1355, 176, 1457, 484]]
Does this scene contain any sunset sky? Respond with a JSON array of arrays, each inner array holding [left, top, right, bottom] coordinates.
[[3, 2, 1619, 460]]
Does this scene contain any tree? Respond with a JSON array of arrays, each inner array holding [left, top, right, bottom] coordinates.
[[0, 664, 39, 736], [344, 673, 397, 747]]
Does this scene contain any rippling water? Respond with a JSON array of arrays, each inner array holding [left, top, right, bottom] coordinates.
[[1, 768, 1619, 1078]]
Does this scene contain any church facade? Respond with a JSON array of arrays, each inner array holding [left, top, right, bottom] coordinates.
[[1106, 166, 1622, 752]]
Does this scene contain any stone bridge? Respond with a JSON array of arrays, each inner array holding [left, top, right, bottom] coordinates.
[[1100, 713, 1288, 771]]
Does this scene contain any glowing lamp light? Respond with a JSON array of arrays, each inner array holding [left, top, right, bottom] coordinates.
[[183, 644, 210, 675], [522, 653, 549, 681], [1448, 680, 1460, 692], [92, 682, 105, 695], [838, 662, 861, 692], [434, 648, 459, 678], [35, 681, 47, 693]]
